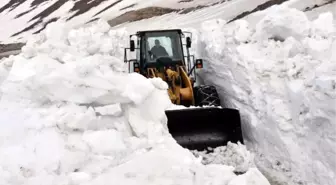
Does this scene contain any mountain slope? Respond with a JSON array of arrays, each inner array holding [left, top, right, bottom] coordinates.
[[0, 0, 221, 43], [1, 0, 334, 44]]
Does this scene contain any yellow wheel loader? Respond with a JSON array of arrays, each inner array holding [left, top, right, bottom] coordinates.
[[124, 29, 243, 151]]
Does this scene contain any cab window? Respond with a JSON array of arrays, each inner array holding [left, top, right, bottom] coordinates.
[[144, 31, 184, 63]]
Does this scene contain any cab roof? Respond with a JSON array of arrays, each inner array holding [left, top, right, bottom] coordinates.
[[136, 29, 182, 36]]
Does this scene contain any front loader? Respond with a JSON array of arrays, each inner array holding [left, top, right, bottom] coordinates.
[[124, 29, 243, 151]]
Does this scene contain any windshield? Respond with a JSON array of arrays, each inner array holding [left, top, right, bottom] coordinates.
[[144, 31, 184, 63]]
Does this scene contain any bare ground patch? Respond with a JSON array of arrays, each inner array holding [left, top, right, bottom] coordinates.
[[228, 0, 289, 23], [227, 0, 335, 23], [0, 0, 49, 14], [0, 43, 25, 53], [120, 3, 137, 11], [3, 0, 126, 38], [106, 1, 230, 27], [107, 7, 179, 27], [93, 0, 123, 17], [11, 0, 67, 37], [178, 0, 194, 2], [303, 0, 335, 12], [2, 0, 225, 39], [0, 0, 28, 13]]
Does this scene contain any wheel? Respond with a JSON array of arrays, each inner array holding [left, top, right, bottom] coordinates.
[[193, 85, 221, 106]]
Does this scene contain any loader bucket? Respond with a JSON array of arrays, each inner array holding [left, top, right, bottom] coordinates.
[[165, 107, 243, 151]]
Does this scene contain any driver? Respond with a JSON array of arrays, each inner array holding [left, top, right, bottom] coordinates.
[[149, 39, 169, 58]]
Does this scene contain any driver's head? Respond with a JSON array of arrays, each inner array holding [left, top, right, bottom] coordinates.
[[155, 39, 161, 46]]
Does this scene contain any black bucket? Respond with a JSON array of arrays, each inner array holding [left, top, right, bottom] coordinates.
[[165, 107, 244, 151]]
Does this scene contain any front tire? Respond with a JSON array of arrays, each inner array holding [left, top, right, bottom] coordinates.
[[193, 85, 221, 106]]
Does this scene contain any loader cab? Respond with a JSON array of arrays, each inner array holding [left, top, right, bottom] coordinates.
[[124, 29, 199, 73], [135, 29, 185, 71], [124, 29, 203, 83], [141, 30, 184, 67]]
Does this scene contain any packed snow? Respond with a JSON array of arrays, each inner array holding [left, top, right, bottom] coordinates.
[[184, 5, 335, 185], [0, 19, 270, 185]]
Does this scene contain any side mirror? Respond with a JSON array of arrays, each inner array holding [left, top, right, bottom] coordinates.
[[130, 40, 135, 51], [186, 37, 191, 48], [195, 59, 203, 69]]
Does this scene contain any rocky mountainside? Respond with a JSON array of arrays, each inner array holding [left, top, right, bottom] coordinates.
[[0, 0, 333, 52]]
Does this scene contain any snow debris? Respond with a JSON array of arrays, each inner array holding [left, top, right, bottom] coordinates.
[[192, 142, 255, 173], [192, 6, 336, 185], [227, 168, 270, 185], [0, 19, 270, 185]]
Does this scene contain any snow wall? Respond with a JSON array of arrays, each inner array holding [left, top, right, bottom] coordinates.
[[187, 6, 336, 185], [0, 20, 271, 184]]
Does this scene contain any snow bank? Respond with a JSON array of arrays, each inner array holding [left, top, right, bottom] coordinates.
[[0, 20, 270, 185], [192, 5, 336, 185], [255, 5, 311, 41]]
